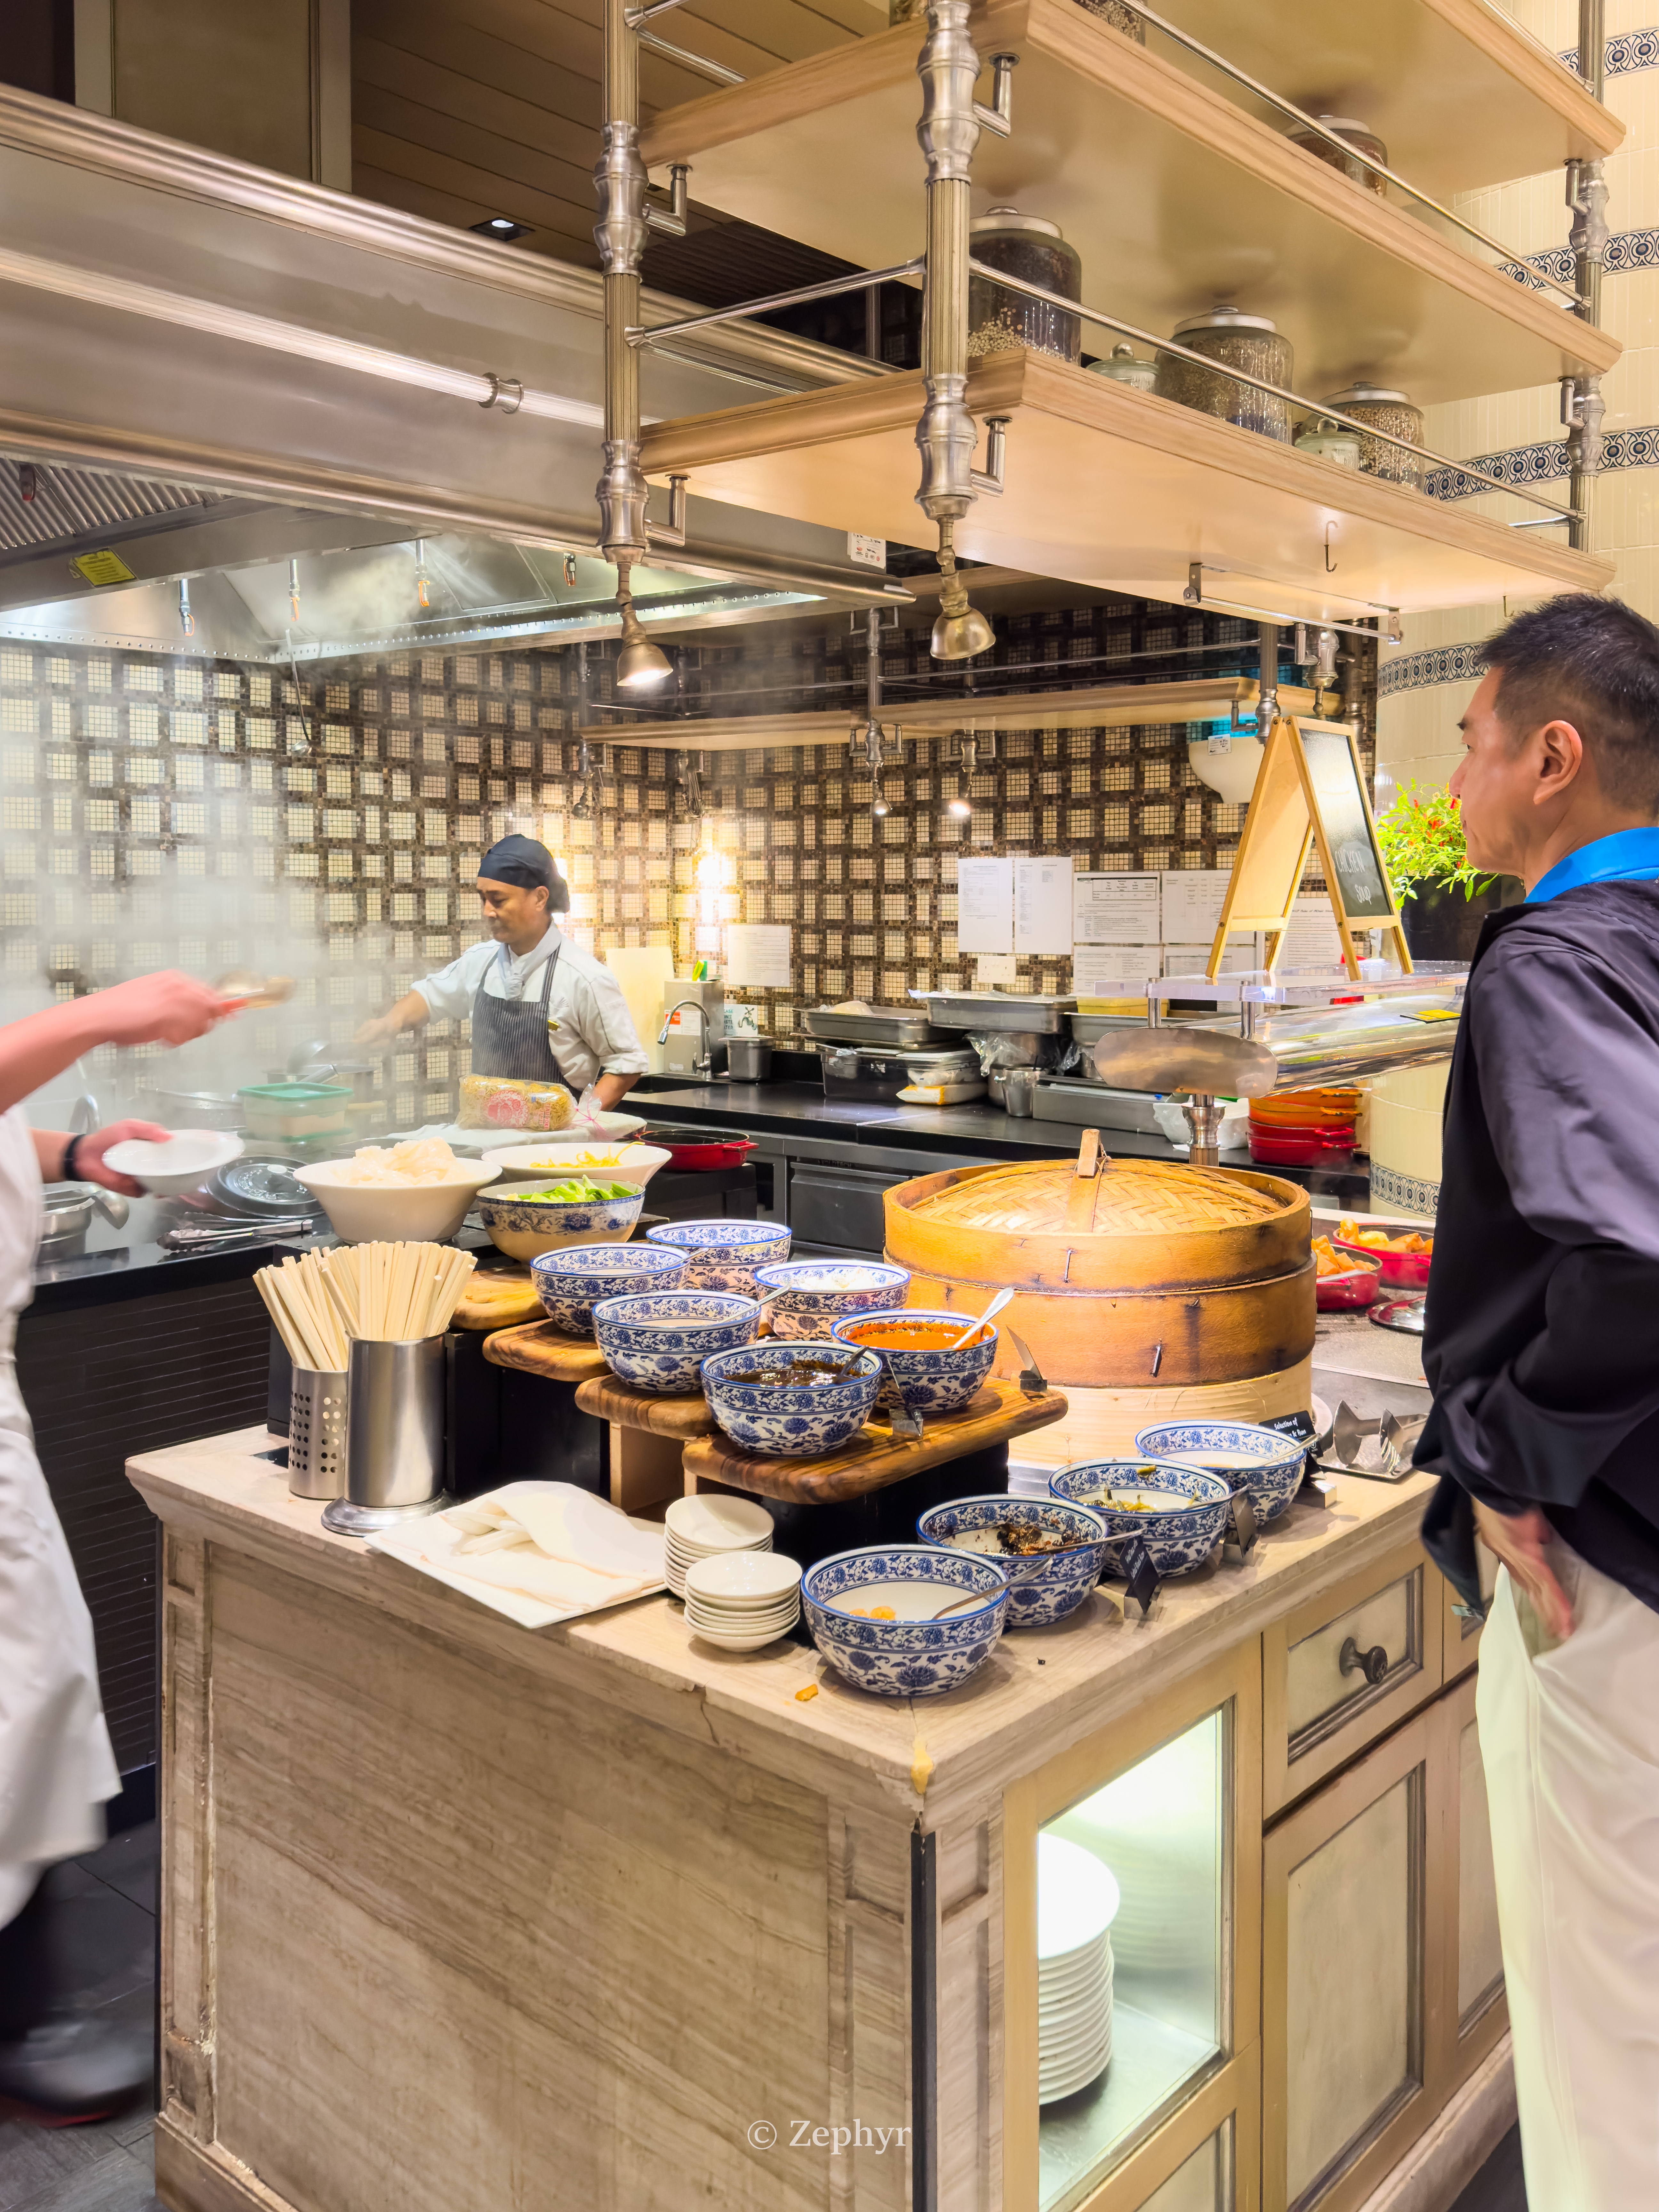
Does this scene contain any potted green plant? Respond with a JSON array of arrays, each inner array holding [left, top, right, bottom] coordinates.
[[1374, 779, 1518, 961]]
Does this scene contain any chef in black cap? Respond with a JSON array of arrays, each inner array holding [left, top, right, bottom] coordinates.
[[357, 834, 647, 1107]]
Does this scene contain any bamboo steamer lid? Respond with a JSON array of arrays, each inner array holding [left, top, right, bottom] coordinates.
[[884, 1152, 1314, 1390]]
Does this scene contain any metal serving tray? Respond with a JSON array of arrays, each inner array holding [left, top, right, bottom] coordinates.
[[805, 1005, 953, 1049], [914, 990, 1078, 1033]]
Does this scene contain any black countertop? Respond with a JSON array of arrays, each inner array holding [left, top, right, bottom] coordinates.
[[631, 1077, 1376, 1203]]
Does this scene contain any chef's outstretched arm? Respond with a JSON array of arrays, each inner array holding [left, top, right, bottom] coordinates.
[[355, 990, 430, 1050]]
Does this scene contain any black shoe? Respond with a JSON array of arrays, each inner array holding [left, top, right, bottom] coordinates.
[[0, 2016, 153, 2127]]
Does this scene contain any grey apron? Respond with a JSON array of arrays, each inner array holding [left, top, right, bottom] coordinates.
[[469, 941, 571, 1084]]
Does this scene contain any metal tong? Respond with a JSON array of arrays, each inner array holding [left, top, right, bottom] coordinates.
[[1328, 1401, 1427, 1480]]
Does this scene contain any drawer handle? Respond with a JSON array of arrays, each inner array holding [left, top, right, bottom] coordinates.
[[1339, 1636, 1390, 1688]]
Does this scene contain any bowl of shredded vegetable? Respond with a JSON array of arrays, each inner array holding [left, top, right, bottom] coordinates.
[[475, 1176, 645, 1260], [296, 1140, 500, 1244]]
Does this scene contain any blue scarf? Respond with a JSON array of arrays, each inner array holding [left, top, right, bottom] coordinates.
[[1528, 826, 1659, 905]]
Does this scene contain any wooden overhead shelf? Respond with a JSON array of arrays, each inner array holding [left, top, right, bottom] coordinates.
[[640, 0, 1618, 408], [1157, 0, 1622, 200], [585, 675, 1318, 749], [639, 347, 1615, 620]]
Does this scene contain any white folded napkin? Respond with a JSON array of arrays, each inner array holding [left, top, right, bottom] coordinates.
[[425, 1481, 665, 1612]]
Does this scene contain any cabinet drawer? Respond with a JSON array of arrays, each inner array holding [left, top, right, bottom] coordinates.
[[1264, 1542, 1443, 1817]]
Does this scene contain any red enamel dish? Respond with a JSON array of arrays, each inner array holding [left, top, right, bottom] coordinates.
[[636, 1126, 756, 1171], [1333, 1236, 1432, 1290], [1316, 1257, 1382, 1310]]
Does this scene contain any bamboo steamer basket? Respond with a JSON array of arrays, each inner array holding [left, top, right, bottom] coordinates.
[[883, 1153, 1315, 1392]]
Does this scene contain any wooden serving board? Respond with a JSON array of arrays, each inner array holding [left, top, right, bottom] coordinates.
[[574, 1375, 718, 1438], [481, 1320, 610, 1384], [682, 1380, 1069, 1505], [452, 1266, 544, 1333]]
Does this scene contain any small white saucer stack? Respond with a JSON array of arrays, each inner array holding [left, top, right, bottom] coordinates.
[[683, 1552, 803, 1650], [1038, 1832, 1120, 2105], [663, 1492, 775, 1599]]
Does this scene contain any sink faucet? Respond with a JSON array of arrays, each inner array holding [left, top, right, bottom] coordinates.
[[69, 1092, 100, 1136], [658, 997, 713, 1078]]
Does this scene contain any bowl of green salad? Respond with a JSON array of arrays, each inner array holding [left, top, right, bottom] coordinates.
[[475, 1175, 645, 1260]]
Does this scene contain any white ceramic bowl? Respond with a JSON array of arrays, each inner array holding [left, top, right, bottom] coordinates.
[[102, 1129, 243, 1197], [294, 1157, 500, 1244], [684, 1553, 803, 1607], [488, 1142, 672, 1191]]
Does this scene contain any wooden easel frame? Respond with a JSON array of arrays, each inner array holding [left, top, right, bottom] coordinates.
[[1208, 715, 1413, 982]]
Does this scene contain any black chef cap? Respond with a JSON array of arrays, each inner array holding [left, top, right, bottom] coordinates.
[[479, 834, 567, 909]]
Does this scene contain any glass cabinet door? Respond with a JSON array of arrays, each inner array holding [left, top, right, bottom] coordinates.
[[1004, 1643, 1261, 2212], [1038, 1711, 1227, 2212]]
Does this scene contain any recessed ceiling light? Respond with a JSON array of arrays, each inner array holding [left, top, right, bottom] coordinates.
[[472, 216, 531, 241]]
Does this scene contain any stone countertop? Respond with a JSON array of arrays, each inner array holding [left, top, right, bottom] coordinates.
[[129, 1422, 1433, 1828]]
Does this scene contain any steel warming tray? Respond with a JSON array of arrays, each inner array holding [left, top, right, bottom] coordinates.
[[805, 1004, 953, 1049], [914, 990, 1078, 1033]]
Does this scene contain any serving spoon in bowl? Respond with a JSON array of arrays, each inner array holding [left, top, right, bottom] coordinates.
[[949, 1286, 1014, 1349]]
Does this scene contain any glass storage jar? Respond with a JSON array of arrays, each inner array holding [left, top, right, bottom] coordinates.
[[1087, 342, 1159, 393], [1155, 307, 1293, 442], [969, 207, 1083, 364], [1319, 383, 1426, 488], [1286, 114, 1389, 194]]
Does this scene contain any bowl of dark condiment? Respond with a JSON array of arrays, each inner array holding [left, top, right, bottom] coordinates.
[[915, 1495, 1109, 1627], [700, 1339, 883, 1457]]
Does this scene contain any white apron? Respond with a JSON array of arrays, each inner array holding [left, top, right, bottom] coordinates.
[[0, 1105, 118, 1926]]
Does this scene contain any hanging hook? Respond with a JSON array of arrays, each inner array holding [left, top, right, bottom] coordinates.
[[1324, 522, 1338, 574]]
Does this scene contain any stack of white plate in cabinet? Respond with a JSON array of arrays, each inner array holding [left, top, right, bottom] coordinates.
[[683, 1552, 802, 1651], [663, 1493, 774, 1599], [1038, 1833, 1120, 2104]]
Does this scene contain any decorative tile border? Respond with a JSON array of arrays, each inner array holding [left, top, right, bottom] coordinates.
[[1504, 227, 1659, 294], [1559, 28, 1659, 75], [1377, 643, 1487, 699], [1424, 425, 1659, 505]]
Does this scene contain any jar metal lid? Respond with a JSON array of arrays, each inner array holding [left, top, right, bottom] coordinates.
[[1321, 382, 1414, 407], [971, 204, 1066, 240], [1173, 304, 1279, 338]]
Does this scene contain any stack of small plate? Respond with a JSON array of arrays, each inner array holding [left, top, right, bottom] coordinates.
[[663, 1492, 775, 1599], [683, 1552, 803, 1651], [1038, 1832, 1120, 2105]]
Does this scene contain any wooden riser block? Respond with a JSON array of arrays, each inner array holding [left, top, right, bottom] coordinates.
[[451, 1266, 545, 1334], [682, 1381, 1069, 1504], [575, 1375, 718, 1438], [482, 1320, 611, 1384]]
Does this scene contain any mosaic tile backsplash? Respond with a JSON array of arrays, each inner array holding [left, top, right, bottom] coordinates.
[[0, 601, 1374, 1124]]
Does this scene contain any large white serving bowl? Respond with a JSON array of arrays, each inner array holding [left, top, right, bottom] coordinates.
[[487, 1142, 672, 1191], [102, 1129, 243, 1197], [295, 1157, 500, 1244]]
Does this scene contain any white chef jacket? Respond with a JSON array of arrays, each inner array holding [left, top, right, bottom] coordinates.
[[0, 1105, 119, 1925], [413, 925, 649, 1094]]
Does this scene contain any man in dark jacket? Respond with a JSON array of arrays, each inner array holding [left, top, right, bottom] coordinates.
[[1414, 593, 1659, 2209]]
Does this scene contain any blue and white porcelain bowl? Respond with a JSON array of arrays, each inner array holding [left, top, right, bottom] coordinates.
[[1132, 1421, 1307, 1526], [1049, 1459, 1233, 1576], [802, 1544, 1010, 1697], [752, 1259, 912, 1341], [914, 1495, 1108, 1627], [832, 1308, 998, 1415], [476, 1183, 643, 1262], [700, 1338, 882, 1457], [591, 1290, 759, 1394], [645, 1217, 791, 1294], [531, 1241, 687, 1336]]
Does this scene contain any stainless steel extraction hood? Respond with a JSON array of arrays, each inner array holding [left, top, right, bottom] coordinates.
[[0, 85, 910, 661]]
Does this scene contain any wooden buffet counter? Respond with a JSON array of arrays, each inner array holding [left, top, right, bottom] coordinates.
[[129, 1430, 1509, 2212]]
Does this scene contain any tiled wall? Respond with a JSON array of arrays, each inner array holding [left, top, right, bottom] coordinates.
[[0, 597, 1373, 1120]]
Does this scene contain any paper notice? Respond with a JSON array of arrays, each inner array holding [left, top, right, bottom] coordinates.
[[975, 953, 1018, 987], [723, 923, 792, 989], [1159, 868, 1233, 941], [1074, 872, 1160, 945], [957, 856, 1014, 954], [1073, 944, 1159, 997], [1014, 855, 1073, 956]]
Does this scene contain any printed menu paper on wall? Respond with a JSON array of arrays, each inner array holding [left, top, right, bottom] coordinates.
[[723, 923, 792, 990], [957, 856, 1015, 955], [1014, 856, 1073, 957], [1074, 872, 1160, 945]]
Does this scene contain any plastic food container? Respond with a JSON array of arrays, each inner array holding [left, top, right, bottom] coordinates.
[[458, 1075, 575, 1132], [236, 1082, 352, 1138]]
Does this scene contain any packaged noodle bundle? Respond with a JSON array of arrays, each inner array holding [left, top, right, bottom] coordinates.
[[458, 1074, 576, 1132]]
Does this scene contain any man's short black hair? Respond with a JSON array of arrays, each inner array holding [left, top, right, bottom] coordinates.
[[1482, 593, 1659, 811]]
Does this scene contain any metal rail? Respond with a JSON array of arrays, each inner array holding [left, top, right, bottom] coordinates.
[[639, 29, 744, 84], [628, 260, 924, 345], [967, 258, 1583, 524]]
